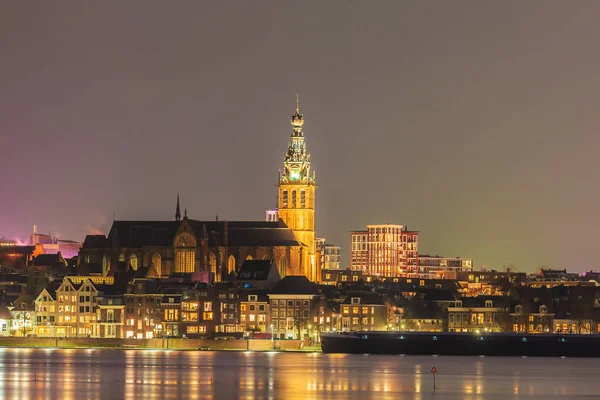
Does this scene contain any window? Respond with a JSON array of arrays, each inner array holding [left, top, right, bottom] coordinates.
[[129, 254, 138, 270], [515, 305, 523, 314], [362, 307, 369, 314], [279, 257, 287, 278], [352, 307, 359, 314], [351, 297, 360, 304], [175, 235, 195, 273], [102, 255, 108, 276], [227, 255, 236, 274], [292, 190, 297, 208], [301, 190, 306, 208], [203, 312, 213, 320], [249, 295, 257, 302], [152, 253, 162, 276], [485, 300, 493, 308], [282, 190, 288, 208], [288, 300, 294, 307], [272, 309, 278, 318], [303, 300, 309, 307], [204, 302, 212, 312], [209, 253, 218, 281]]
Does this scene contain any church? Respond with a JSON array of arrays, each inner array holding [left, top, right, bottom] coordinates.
[[78, 97, 320, 282]]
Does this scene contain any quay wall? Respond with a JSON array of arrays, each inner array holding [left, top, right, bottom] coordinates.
[[0, 337, 310, 351]]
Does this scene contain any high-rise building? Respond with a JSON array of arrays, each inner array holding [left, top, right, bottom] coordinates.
[[277, 95, 318, 281], [350, 224, 419, 277]]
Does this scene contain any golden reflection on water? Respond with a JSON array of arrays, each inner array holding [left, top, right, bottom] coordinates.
[[0, 350, 598, 399]]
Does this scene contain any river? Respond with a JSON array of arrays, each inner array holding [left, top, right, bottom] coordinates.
[[0, 348, 597, 399]]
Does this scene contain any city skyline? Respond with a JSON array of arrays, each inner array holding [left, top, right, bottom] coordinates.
[[2, 2, 600, 272]]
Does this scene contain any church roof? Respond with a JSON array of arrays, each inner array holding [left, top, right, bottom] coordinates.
[[109, 221, 178, 247], [82, 235, 110, 249], [102, 220, 301, 249]]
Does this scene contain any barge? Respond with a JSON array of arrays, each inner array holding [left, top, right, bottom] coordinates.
[[320, 331, 600, 357]]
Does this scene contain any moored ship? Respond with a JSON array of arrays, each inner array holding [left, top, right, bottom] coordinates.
[[320, 331, 600, 357]]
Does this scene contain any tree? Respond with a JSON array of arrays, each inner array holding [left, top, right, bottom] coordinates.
[[294, 309, 309, 340]]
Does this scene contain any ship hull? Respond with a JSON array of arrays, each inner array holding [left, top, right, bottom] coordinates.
[[320, 332, 600, 357]]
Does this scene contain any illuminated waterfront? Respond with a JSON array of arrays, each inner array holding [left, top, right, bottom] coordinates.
[[0, 349, 598, 399]]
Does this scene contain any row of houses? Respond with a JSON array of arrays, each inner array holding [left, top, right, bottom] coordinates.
[[4, 260, 599, 340]]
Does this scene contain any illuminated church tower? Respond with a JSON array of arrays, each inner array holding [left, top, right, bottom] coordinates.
[[277, 95, 318, 281]]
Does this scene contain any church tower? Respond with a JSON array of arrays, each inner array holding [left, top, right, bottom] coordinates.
[[277, 94, 318, 281]]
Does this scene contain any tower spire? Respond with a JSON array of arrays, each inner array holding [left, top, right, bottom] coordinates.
[[175, 193, 181, 222], [296, 92, 299, 114]]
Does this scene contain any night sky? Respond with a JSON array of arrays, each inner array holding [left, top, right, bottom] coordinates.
[[2, 1, 599, 272]]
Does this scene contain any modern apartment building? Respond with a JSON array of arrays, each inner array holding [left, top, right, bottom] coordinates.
[[418, 256, 474, 279], [350, 224, 419, 277]]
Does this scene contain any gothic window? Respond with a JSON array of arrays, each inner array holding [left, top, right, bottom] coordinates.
[[282, 190, 288, 208], [209, 253, 218, 282], [102, 255, 108, 276], [227, 255, 236, 274], [152, 253, 162, 277], [129, 254, 138, 270], [85, 254, 91, 263], [175, 234, 195, 273], [119, 254, 125, 262], [301, 190, 306, 208], [292, 190, 297, 208], [279, 256, 287, 278], [246, 255, 253, 261]]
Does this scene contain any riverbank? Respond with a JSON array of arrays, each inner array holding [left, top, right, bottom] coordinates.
[[0, 337, 321, 352]]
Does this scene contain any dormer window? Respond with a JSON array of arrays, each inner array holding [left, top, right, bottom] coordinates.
[[515, 305, 524, 314], [539, 305, 548, 314], [455, 300, 463, 308], [351, 297, 360, 304], [249, 295, 257, 302], [485, 300, 493, 308]]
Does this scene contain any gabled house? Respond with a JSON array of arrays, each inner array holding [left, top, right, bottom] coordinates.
[[34, 286, 58, 337], [447, 296, 512, 333], [339, 292, 388, 332], [240, 289, 270, 333], [268, 276, 319, 339]]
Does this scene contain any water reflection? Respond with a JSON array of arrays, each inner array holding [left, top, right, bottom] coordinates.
[[0, 349, 597, 399]]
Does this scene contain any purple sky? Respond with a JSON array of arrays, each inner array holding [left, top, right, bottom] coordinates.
[[2, 1, 600, 272]]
